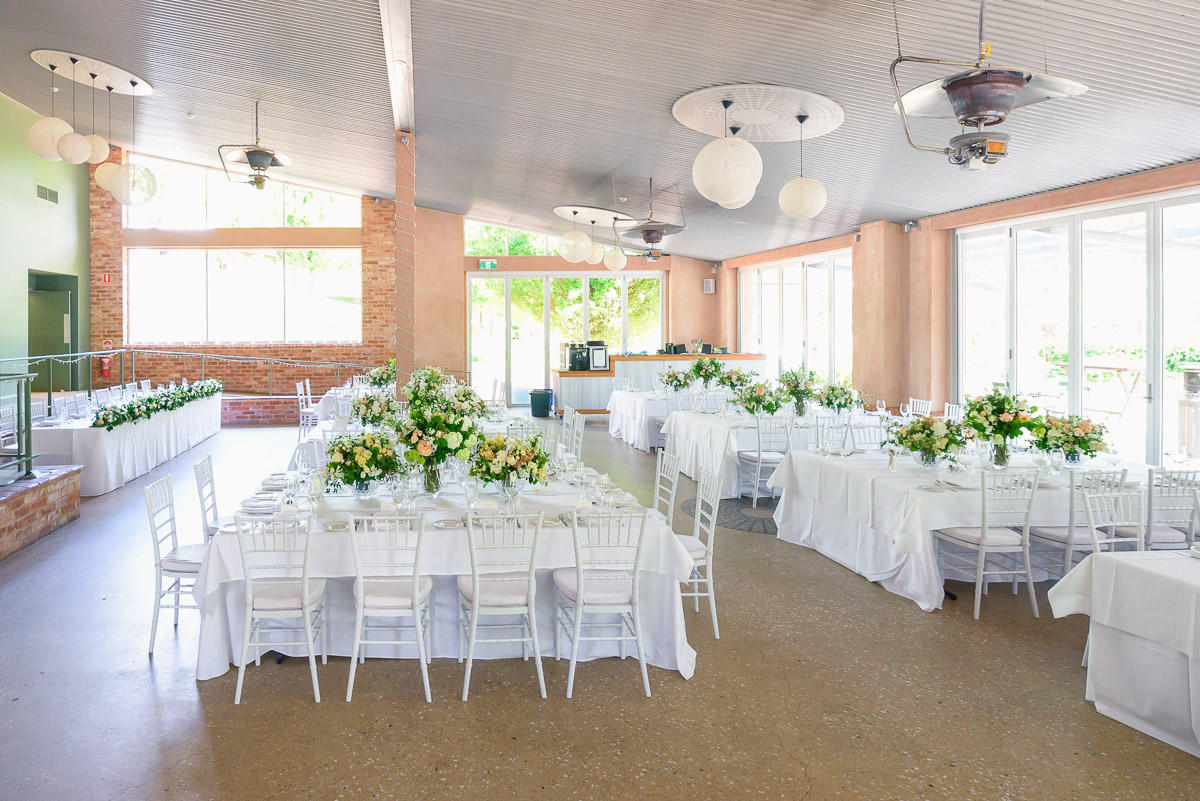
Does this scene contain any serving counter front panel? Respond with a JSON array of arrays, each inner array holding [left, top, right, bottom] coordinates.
[[551, 354, 768, 414]]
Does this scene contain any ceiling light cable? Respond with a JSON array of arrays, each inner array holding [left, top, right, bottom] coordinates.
[[69, 57, 78, 128]]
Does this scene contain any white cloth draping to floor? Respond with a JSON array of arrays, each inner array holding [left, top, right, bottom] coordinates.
[[767, 451, 1080, 611], [660, 411, 767, 499], [606, 390, 668, 452], [1049, 551, 1200, 757], [193, 483, 697, 681], [32, 395, 222, 496]]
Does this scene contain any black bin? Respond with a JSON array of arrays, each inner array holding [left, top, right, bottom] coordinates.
[[530, 389, 553, 418]]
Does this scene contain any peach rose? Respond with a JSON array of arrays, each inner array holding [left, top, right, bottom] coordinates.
[[417, 440, 434, 457], [999, 412, 1014, 422]]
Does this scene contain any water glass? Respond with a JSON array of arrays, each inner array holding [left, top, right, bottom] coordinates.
[[1049, 448, 1065, 473], [899, 402, 911, 418], [463, 476, 480, 511]]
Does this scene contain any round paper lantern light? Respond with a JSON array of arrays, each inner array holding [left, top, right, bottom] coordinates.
[[56, 131, 92, 164], [85, 134, 109, 164], [108, 162, 158, 206], [558, 229, 591, 263], [692, 136, 762, 205], [93, 161, 118, 190], [779, 176, 827, 219], [27, 116, 74, 161], [719, 192, 754, 210], [585, 242, 604, 265], [603, 248, 627, 272]]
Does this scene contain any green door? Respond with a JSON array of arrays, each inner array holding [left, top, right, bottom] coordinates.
[[28, 290, 72, 392]]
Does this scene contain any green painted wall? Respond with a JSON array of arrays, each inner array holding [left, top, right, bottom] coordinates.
[[0, 91, 90, 371]]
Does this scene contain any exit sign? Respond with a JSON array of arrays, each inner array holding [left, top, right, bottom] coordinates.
[[478, 259, 497, 270]]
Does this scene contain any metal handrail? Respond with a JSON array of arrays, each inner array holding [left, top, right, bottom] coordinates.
[[0, 372, 37, 485]]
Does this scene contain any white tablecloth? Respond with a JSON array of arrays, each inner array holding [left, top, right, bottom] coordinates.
[[32, 395, 222, 496], [1049, 551, 1200, 757], [660, 411, 763, 499], [193, 483, 697, 681], [767, 451, 1082, 611], [606, 390, 668, 452]]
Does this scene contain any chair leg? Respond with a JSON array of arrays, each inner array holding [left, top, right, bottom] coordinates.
[[457, 601, 465, 663], [973, 549, 986, 620], [692, 575, 700, 613], [1023, 546, 1039, 618], [632, 604, 651, 698], [426, 596, 434, 665], [528, 608, 546, 699], [461, 605, 479, 702], [149, 570, 163, 655], [566, 604, 584, 699], [706, 563, 720, 640], [414, 605, 432, 703], [173, 579, 181, 628], [303, 611, 321, 703], [554, 601, 563, 660], [234, 608, 252, 704], [346, 606, 364, 702], [321, 605, 328, 665]]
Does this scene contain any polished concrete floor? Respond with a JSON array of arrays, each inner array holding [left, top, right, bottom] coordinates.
[[0, 419, 1197, 800]]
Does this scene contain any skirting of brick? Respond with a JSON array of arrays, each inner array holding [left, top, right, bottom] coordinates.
[[221, 395, 302, 427], [0, 466, 84, 561]]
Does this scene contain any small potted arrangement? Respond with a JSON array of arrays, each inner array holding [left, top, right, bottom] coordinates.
[[364, 358, 397, 388], [470, 432, 550, 512], [816, 380, 861, 414], [690, 356, 724, 387], [964, 388, 1035, 467], [350, 390, 402, 428], [735, 382, 784, 417], [325, 430, 401, 498], [660, 368, 694, 392], [778, 369, 818, 416], [1029, 414, 1108, 466], [888, 417, 968, 470], [718, 367, 755, 394]]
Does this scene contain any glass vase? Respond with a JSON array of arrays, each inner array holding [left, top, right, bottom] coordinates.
[[1064, 451, 1083, 467], [502, 475, 523, 513], [911, 451, 941, 470], [353, 479, 374, 500], [422, 463, 441, 497], [992, 441, 1011, 468]]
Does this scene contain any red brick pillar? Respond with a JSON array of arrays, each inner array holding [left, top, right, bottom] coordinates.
[[394, 132, 417, 386], [89, 145, 125, 387]]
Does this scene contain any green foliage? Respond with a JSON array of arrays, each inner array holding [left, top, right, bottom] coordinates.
[[92, 379, 223, 431], [465, 222, 508, 256]]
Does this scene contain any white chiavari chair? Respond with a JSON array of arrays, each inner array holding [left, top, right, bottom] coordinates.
[[676, 469, 721, 638], [31, 400, 47, 422], [1128, 469, 1200, 549], [296, 381, 319, 439], [909, 398, 933, 417], [193, 455, 221, 542], [567, 411, 586, 461], [145, 476, 205, 654], [815, 415, 849, 452], [1029, 469, 1128, 577], [1082, 488, 1145, 554], [649, 389, 686, 452], [0, 406, 15, 448], [335, 395, 354, 420], [849, 418, 889, 450], [736, 416, 791, 507], [458, 513, 545, 701], [943, 402, 964, 423], [139, 379, 151, 393], [168, 380, 176, 390], [934, 469, 1040, 620], [180, 377, 189, 388], [346, 514, 432, 702], [233, 513, 327, 704], [69, 393, 88, 415], [652, 450, 682, 530], [95, 387, 111, 405], [555, 510, 651, 698]]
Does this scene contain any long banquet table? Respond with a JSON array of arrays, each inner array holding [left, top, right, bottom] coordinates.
[[660, 410, 762, 499], [767, 450, 1084, 611], [607, 389, 668, 452], [1049, 551, 1200, 757], [32, 395, 222, 496], [193, 482, 697, 681]]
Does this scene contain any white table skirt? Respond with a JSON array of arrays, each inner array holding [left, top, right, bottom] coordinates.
[[193, 487, 697, 681], [606, 390, 668, 452], [660, 411, 763, 499], [32, 395, 222, 496], [1049, 551, 1200, 756]]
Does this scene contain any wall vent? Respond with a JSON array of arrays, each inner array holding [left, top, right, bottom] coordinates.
[[36, 184, 59, 204]]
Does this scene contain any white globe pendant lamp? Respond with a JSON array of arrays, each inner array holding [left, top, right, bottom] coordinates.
[[719, 191, 754, 210], [83, 73, 109, 164], [27, 63, 73, 161], [778, 114, 827, 219], [109, 80, 156, 206], [558, 210, 592, 263], [692, 100, 762, 205], [603, 247, 627, 272], [584, 221, 604, 264], [93, 161, 117, 190], [55, 58, 91, 164]]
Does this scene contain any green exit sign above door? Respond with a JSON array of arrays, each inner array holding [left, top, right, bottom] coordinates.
[[478, 259, 498, 270]]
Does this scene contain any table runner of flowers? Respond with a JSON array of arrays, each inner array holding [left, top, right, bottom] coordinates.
[[91, 379, 223, 431]]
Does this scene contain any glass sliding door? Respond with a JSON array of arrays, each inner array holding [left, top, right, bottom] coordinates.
[[549, 277, 585, 364], [805, 261, 831, 380], [958, 232, 1009, 397], [833, 254, 853, 379], [780, 264, 805, 374], [587, 277, 623, 346], [1014, 224, 1070, 414], [469, 277, 507, 401], [1161, 201, 1200, 463], [1082, 210, 1149, 460], [760, 268, 781, 378], [625, 276, 663, 354], [508, 278, 545, 405], [741, 270, 762, 354]]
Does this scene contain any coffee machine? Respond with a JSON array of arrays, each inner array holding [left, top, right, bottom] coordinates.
[[561, 342, 590, 371]]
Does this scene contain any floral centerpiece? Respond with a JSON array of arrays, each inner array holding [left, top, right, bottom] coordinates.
[[1030, 414, 1107, 463], [393, 403, 480, 495], [92, 379, 223, 431], [661, 368, 694, 392], [690, 356, 724, 387], [778, 369, 818, 415], [325, 431, 401, 497], [470, 432, 550, 511], [964, 388, 1036, 467], [735, 382, 784, 416], [717, 367, 755, 393], [350, 390, 401, 428], [447, 384, 488, 420], [816, 380, 861, 413], [888, 416, 968, 469], [364, 358, 396, 388], [402, 365, 449, 408]]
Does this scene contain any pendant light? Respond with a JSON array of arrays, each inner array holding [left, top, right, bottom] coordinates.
[[603, 217, 628, 271], [108, 81, 157, 206], [27, 63, 74, 161], [778, 114, 827, 219], [558, 210, 591, 263], [56, 58, 92, 164], [84, 73, 109, 164], [585, 220, 604, 264], [692, 100, 762, 205], [93, 86, 118, 189]]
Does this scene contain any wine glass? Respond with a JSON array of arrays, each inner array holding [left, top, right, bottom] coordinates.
[[463, 476, 480, 511], [876, 399, 887, 414], [1049, 448, 1065, 473], [899, 402, 911, 419]]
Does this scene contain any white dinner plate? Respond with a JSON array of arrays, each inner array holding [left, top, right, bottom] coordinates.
[[324, 521, 349, 531], [433, 519, 461, 530]]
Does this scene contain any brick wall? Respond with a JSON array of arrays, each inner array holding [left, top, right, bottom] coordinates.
[[221, 395, 302, 427], [88, 150, 397, 395], [0, 466, 83, 561]]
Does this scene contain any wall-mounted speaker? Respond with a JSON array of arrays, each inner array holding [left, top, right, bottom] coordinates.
[[702, 278, 715, 294]]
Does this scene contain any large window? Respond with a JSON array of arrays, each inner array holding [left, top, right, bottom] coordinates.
[[465, 220, 556, 256], [955, 192, 1200, 464], [127, 249, 361, 344], [468, 272, 665, 405], [739, 251, 852, 380], [126, 154, 361, 229]]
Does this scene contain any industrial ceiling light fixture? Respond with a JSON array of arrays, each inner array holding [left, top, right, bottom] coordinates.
[[890, 0, 1086, 170], [691, 100, 762, 205], [26, 63, 73, 161], [219, 101, 291, 190], [778, 115, 827, 219], [558, 210, 592, 263], [621, 178, 685, 252]]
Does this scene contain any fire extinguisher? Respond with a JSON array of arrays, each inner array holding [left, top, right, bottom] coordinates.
[[100, 339, 112, 377]]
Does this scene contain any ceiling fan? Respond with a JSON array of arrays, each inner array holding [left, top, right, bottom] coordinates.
[[219, 101, 291, 189], [890, 0, 1087, 170], [621, 178, 685, 248]]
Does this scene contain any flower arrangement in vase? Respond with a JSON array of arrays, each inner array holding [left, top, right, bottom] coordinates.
[[816, 380, 861, 413], [1030, 414, 1107, 464], [964, 388, 1035, 467], [888, 417, 968, 469], [350, 390, 401, 428], [470, 432, 550, 511], [660, 368, 694, 392], [325, 431, 401, 496], [364, 358, 396, 388], [402, 365, 450, 409], [717, 367, 755, 393], [735, 382, 784, 416], [392, 370, 481, 494], [778, 369, 818, 415], [690, 356, 724, 387]]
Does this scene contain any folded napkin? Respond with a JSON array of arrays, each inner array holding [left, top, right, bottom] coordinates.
[[379, 501, 399, 513], [241, 498, 277, 511], [938, 474, 978, 490], [606, 490, 637, 505]]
